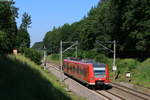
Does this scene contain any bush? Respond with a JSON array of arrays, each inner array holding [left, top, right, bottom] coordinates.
[[117, 59, 140, 72], [134, 59, 150, 84], [24, 48, 43, 65]]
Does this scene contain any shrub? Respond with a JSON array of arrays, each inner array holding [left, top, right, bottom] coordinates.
[[24, 48, 43, 65], [135, 58, 150, 83], [117, 59, 140, 72]]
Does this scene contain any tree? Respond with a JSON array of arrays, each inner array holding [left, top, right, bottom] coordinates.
[[0, 1, 18, 53], [32, 42, 44, 50], [17, 12, 31, 52], [17, 29, 30, 51], [20, 12, 32, 30]]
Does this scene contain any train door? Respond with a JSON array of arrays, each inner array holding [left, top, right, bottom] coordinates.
[[88, 64, 95, 84]]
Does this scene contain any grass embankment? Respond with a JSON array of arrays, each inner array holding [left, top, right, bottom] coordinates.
[[108, 58, 150, 88], [0, 55, 85, 100], [47, 54, 150, 88]]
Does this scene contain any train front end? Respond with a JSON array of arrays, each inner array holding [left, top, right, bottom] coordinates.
[[89, 63, 109, 87]]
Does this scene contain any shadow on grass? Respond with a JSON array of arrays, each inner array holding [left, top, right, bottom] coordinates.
[[0, 55, 71, 100]]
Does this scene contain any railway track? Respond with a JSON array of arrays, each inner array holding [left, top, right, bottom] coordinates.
[[95, 90, 125, 100], [111, 82, 150, 97], [45, 62, 150, 100], [110, 82, 150, 100]]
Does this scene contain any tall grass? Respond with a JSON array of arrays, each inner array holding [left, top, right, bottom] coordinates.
[[0, 55, 85, 100], [133, 58, 150, 87]]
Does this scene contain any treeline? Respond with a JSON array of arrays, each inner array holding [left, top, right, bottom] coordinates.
[[0, 1, 31, 54], [42, 0, 150, 59]]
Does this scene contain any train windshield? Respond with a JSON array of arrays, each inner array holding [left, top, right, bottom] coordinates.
[[94, 65, 106, 78]]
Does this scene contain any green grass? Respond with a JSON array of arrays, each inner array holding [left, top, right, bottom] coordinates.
[[132, 58, 150, 87], [0, 55, 85, 100]]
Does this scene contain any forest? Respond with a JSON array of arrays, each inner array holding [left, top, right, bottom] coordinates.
[[42, 0, 150, 59]]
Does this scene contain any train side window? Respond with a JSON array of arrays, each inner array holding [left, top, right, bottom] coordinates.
[[71, 64, 73, 71], [73, 65, 75, 72], [74, 66, 76, 73], [79, 67, 82, 75], [75, 65, 78, 73], [80, 68, 83, 75], [82, 68, 85, 76], [68, 64, 70, 70], [70, 65, 72, 71], [64, 63, 67, 68], [71, 65, 73, 71], [70, 64, 72, 70], [75, 66, 77, 73], [77, 65, 80, 74], [82, 68, 85, 75], [81, 66, 84, 75]]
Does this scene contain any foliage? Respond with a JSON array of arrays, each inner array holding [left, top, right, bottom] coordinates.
[[32, 41, 44, 50], [17, 12, 31, 51], [0, 31, 7, 53], [20, 12, 32, 30], [133, 58, 150, 87], [0, 2, 18, 53], [23, 48, 43, 65], [94, 54, 109, 64], [116, 59, 140, 72], [17, 29, 30, 52]]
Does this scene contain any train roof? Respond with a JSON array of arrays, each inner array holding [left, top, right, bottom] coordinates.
[[64, 58, 106, 67]]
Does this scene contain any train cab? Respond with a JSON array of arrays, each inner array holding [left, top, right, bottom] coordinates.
[[92, 63, 109, 86]]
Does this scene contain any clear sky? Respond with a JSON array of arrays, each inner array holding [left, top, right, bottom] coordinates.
[[14, 0, 100, 46]]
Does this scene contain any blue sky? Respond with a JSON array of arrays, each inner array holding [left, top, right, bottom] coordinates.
[[14, 0, 100, 46]]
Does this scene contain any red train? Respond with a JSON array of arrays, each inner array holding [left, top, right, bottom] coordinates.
[[63, 58, 110, 88]]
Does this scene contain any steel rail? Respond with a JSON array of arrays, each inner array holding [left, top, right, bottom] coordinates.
[[105, 90, 126, 100], [111, 82, 150, 97], [111, 82, 149, 100], [95, 91, 113, 100]]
